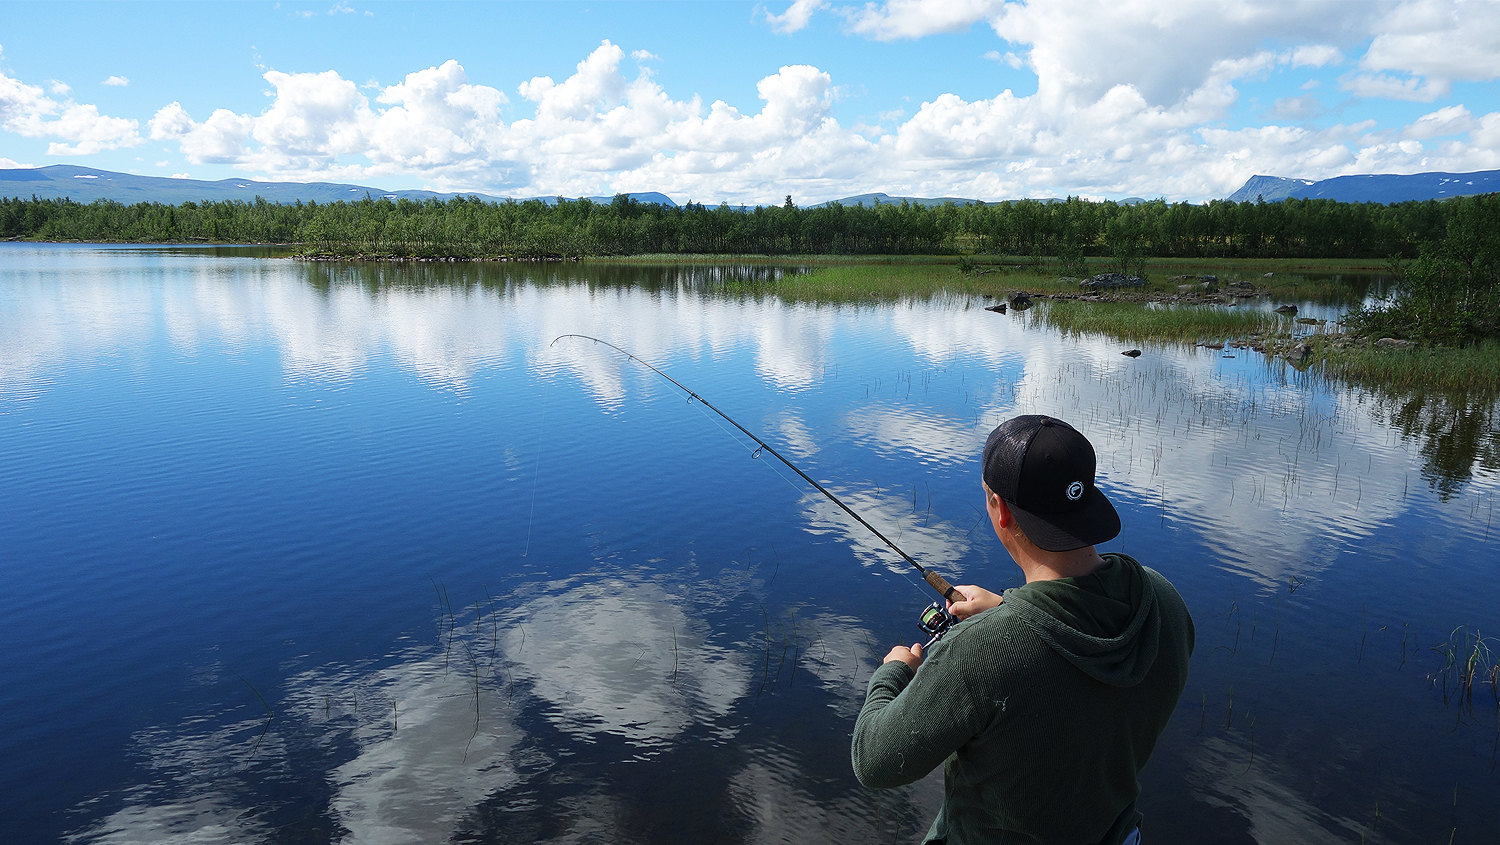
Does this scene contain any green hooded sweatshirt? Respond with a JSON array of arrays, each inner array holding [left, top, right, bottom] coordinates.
[[851, 554, 1194, 845]]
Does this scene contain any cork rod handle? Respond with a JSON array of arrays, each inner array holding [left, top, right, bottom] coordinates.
[[923, 570, 964, 605]]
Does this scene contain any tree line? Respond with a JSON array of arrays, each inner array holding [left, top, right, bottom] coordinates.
[[3, 190, 1491, 262]]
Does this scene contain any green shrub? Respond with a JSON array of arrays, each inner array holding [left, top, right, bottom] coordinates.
[[1345, 195, 1500, 345]]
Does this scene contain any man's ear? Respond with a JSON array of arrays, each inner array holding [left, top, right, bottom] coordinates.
[[992, 494, 1016, 529]]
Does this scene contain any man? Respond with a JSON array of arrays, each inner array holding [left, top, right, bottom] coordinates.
[[851, 415, 1194, 845]]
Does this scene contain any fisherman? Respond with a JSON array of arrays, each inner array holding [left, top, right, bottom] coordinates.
[[851, 415, 1194, 845]]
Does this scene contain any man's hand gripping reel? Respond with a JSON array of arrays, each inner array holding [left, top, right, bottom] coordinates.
[[917, 570, 962, 648], [918, 602, 960, 648]]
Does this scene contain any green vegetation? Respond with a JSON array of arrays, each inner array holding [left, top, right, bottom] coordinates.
[[1033, 300, 1288, 344], [759, 263, 1026, 301], [1, 195, 307, 243], [1344, 194, 1500, 346], [1300, 338, 1500, 393], [0, 190, 1482, 261]]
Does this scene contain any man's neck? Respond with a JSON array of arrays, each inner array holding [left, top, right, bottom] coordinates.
[[1018, 545, 1107, 583]]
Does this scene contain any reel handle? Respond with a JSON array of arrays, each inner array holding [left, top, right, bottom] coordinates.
[[923, 570, 964, 606]]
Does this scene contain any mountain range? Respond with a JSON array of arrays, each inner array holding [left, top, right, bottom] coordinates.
[[3, 163, 1496, 208], [1224, 169, 1500, 203]]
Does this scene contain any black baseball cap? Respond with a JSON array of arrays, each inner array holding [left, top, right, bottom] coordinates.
[[982, 415, 1120, 552]]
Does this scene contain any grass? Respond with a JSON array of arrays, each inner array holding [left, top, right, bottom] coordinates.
[[765, 263, 998, 301], [1034, 299, 1291, 344], [1302, 338, 1500, 392], [1431, 626, 1499, 717]]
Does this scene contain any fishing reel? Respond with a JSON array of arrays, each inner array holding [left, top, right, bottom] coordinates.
[[917, 602, 960, 648]]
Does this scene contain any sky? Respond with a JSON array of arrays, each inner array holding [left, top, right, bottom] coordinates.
[[1, 0, 1497, 205]]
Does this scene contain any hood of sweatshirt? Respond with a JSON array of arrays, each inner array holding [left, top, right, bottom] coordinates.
[[1001, 553, 1161, 687]]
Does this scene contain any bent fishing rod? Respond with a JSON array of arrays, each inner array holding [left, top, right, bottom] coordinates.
[[552, 333, 964, 642]]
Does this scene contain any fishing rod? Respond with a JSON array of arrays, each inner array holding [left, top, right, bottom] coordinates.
[[552, 334, 965, 643]]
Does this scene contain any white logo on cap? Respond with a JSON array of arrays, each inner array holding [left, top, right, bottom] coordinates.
[[1066, 481, 1084, 501]]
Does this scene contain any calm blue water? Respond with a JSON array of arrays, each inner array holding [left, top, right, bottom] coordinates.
[[1, 244, 1496, 844]]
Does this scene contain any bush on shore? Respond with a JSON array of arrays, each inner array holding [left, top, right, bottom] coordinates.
[[1344, 194, 1500, 346]]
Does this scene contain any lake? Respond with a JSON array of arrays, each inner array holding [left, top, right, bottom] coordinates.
[[1, 243, 1496, 845]]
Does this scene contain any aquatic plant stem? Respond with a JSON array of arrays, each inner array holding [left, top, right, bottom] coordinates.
[[233, 672, 274, 758]]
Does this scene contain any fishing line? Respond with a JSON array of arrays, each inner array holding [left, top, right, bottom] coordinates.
[[675, 390, 932, 596], [551, 333, 964, 606]]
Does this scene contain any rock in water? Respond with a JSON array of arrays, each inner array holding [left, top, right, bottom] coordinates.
[[1122, 349, 1142, 357], [1274, 304, 1298, 315], [1079, 272, 1147, 291], [1007, 292, 1033, 311]]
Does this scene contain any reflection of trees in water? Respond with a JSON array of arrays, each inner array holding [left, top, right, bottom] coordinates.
[[565, 263, 809, 292], [1270, 272, 1395, 307], [296, 260, 808, 297], [1372, 388, 1499, 500]]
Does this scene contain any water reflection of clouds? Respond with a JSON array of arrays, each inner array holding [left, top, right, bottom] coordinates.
[[769, 409, 820, 461], [748, 302, 837, 391], [1000, 343, 1428, 588], [534, 286, 1475, 590], [0, 275, 150, 399], [890, 296, 1028, 372], [264, 282, 377, 383], [504, 576, 751, 745], [728, 747, 945, 844], [844, 405, 977, 468], [66, 718, 277, 844], [789, 613, 881, 719], [311, 657, 524, 844], [65, 574, 911, 840], [68, 641, 527, 845], [1185, 736, 1375, 844], [540, 290, 840, 408], [7, 257, 1492, 592], [376, 286, 514, 389], [801, 488, 974, 578]]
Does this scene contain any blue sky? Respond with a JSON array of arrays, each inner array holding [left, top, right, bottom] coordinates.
[[2, 0, 1497, 203]]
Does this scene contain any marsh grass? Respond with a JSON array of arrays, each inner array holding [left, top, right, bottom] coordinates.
[[1301, 338, 1500, 392], [1035, 299, 1288, 344], [1431, 627, 1499, 720], [234, 672, 275, 757], [757, 263, 997, 301]]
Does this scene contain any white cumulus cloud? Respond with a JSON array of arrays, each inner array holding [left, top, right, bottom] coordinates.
[[1403, 104, 1474, 139], [843, 0, 1004, 40], [150, 102, 255, 164], [1360, 0, 1500, 85], [765, 0, 828, 34], [10, 1, 1497, 202], [102, 75, 129, 87], [1, 64, 141, 154]]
